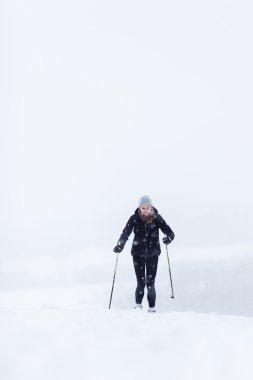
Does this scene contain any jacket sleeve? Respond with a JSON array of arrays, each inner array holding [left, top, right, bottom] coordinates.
[[157, 214, 175, 241], [116, 216, 135, 249]]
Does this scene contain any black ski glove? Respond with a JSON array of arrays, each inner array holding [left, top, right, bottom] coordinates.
[[163, 236, 172, 245], [113, 245, 123, 253]]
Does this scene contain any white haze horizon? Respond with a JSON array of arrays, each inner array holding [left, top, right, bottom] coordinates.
[[1, 0, 253, 258]]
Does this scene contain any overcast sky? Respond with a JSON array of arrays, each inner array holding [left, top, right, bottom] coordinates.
[[1, 0, 253, 257]]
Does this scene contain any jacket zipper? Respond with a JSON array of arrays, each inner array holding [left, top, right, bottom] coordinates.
[[145, 223, 148, 256]]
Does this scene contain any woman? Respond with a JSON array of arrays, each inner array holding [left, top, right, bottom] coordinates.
[[113, 195, 175, 312]]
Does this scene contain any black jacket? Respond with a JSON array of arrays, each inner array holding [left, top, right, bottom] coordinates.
[[116, 208, 175, 257]]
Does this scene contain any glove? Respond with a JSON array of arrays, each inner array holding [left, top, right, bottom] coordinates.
[[163, 236, 172, 245], [113, 245, 123, 253]]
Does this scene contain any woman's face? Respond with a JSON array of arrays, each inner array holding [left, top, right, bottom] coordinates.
[[140, 204, 152, 215]]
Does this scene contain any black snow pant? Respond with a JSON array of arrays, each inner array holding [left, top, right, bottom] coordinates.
[[132, 255, 159, 308]]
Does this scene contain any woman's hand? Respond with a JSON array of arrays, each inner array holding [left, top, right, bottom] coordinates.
[[113, 245, 123, 253], [163, 236, 172, 245]]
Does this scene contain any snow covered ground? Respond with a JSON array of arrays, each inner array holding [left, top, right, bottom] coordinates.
[[1, 245, 253, 380]]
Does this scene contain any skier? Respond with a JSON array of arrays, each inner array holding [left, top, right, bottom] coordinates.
[[113, 195, 175, 312]]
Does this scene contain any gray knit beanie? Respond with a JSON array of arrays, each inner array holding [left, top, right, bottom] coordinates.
[[139, 195, 153, 207]]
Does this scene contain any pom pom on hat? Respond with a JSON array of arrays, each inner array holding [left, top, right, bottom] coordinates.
[[139, 195, 153, 207]]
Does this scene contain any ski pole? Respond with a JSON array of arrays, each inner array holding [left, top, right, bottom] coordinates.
[[109, 251, 119, 309], [165, 244, 175, 299]]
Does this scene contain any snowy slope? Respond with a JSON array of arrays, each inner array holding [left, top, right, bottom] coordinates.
[[0, 246, 253, 380], [1, 290, 253, 380]]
